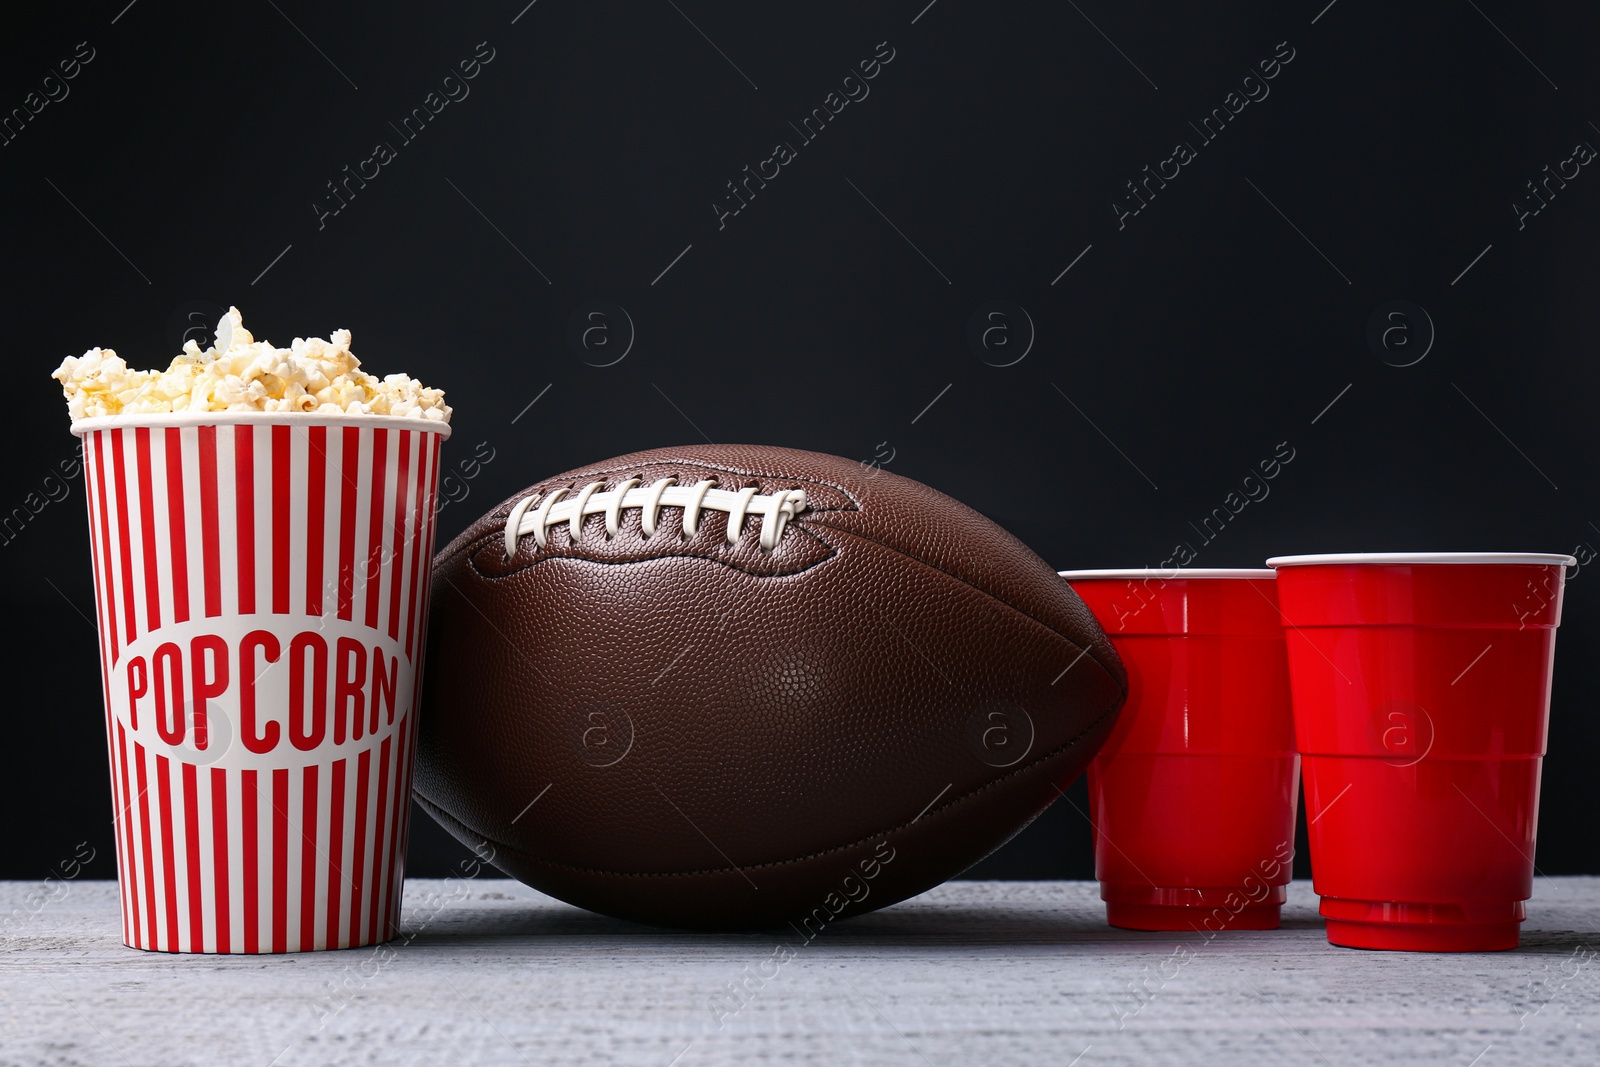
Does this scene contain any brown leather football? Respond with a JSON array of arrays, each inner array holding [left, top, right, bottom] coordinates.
[[415, 445, 1125, 929]]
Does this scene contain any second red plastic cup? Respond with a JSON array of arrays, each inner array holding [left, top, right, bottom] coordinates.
[[1269, 552, 1574, 952], [1061, 569, 1299, 932]]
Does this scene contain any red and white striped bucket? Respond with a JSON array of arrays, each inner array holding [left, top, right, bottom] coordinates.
[[71, 412, 450, 953]]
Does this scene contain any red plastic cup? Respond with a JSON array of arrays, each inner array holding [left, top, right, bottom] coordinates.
[[1268, 552, 1575, 952], [1061, 569, 1299, 932]]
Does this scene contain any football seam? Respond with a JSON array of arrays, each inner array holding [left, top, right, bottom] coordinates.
[[798, 518, 1127, 693], [436, 503, 861, 571], [434, 458, 865, 569], [414, 693, 1120, 882], [458, 521, 844, 582]]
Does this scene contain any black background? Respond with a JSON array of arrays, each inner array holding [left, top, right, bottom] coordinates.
[[4, 0, 1597, 885]]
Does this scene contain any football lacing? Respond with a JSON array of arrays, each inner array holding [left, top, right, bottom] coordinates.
[[503, 477, 809, 557]]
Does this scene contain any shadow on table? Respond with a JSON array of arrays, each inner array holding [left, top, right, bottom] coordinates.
[[401, 898, 1326, 951]]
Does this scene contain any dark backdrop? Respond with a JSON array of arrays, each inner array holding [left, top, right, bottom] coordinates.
[[4, 0, 1597, 884]]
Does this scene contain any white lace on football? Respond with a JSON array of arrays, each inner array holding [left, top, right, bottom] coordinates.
[[504, 478, 809, 557]]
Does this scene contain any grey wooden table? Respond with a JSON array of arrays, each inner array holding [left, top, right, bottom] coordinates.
[[3, 878, 1597, 1066]]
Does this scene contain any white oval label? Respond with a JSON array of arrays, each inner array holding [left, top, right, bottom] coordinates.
[[108, 616, 411, 769]]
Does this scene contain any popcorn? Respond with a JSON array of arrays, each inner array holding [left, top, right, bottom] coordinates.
[[51, 307, 451, 423]]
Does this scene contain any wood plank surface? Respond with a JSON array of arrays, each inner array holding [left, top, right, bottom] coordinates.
[[2, 879, 1597, 1066]]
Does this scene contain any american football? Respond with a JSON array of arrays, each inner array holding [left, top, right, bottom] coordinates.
[[416, 445, 1125, 929]]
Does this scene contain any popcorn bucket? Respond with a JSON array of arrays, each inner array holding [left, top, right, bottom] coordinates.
[[73, 412, 449, 952]]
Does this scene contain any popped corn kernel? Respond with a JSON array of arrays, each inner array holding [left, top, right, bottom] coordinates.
[[51, 307, 451, 423]]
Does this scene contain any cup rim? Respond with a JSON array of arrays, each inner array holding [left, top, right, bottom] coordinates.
[[1266, 551, 1576, 568], [1057, 567, 1276, 580], [70, 410, 452, 438]]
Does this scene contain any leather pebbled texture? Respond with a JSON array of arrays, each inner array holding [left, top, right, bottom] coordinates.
[[417, 445, 1126, 929]]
